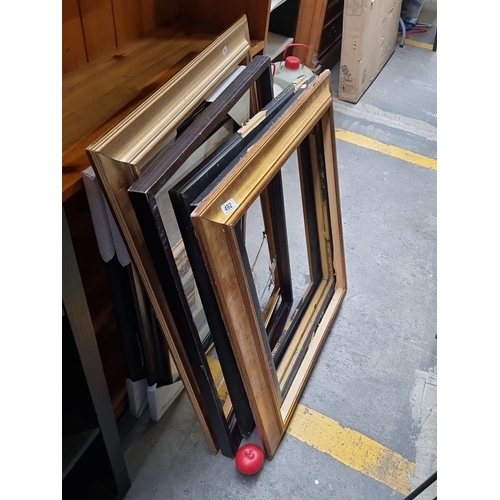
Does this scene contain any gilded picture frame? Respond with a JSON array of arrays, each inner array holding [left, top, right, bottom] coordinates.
[[190, 71, 347, 458], [127, 56, 278, 457], [86, 17, 252, 455]]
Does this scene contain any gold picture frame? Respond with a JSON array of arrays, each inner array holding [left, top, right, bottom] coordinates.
[[190, 71, 347, 458], [86, 17, 252, 454]]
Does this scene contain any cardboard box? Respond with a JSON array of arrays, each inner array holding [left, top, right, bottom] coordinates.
[[339, 0, 403, 103]]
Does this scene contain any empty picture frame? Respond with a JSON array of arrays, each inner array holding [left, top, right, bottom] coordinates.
[[190, 71, 347, 459], [86, 17, 254, 455], [127, 56, 276, 457], [188, 76, 328, 372], [168, 79, 310, 364]]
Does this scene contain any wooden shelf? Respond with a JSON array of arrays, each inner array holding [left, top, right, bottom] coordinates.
[[264, 32, 294, 60], [62, 19, 264, 202]]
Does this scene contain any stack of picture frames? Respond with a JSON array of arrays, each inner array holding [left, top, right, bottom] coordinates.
[[87, 16, 346, 461]]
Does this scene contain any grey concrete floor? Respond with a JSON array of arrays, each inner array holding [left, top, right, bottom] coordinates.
[[119, 43, 437, 500]]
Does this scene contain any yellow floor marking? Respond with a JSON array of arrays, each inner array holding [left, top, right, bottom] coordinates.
[[287, 404, 416, 495], [206, 355, 229, 401], [206, 356, 416, 493], [335, 129, 437, 170], [405, 39, 434, 50]]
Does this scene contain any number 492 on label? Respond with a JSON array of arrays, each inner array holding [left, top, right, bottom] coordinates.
[[220, 198, 239, 216]]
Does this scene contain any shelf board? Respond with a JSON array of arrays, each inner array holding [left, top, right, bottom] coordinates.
[[62, 17, 263, 202], [63, 427, 101, 480], [271, 0, 288, 11], [264, 32, 294, 61]]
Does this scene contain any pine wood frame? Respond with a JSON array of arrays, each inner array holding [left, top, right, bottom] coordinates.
[[86, 18, 253, 456], [190, 71, 347, 458]]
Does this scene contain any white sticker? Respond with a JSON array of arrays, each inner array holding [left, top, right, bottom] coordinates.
[[301, 84, 307, 89], [221, 198, 238, 216], [222, 45, 228, 56]]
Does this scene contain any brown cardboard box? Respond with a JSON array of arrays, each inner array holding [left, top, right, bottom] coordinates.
[[339, 0, 403, 103]]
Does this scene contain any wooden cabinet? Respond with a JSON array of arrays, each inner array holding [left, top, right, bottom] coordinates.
[[62, 0, 273, 203], [62, 0, 275, 421], [61, 0, 334, 423]]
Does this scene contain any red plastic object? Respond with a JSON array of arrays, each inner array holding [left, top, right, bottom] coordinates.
[[235, 443, 265, 475], [282, 43, 309, 69], [284, 56, 300, 70]]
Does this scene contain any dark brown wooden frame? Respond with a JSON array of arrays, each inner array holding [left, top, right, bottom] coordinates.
[[174, 79, 311, 358], [190, 70, 347, 459], [127, 56, 277, 457]]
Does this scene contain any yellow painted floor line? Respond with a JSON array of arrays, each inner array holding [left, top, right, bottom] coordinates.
[[335, 129, 437, 170], [405, 39, 434, 51], [206, 355, 416, 494], [287, 404, 416, 495], [206, 355, 229, 401]]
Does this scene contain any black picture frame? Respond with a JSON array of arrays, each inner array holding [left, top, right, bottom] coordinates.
[[127, 56, 274, 457], [169, 83, 305, 358]]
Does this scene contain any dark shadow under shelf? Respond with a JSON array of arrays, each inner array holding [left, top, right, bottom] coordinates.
[[63, 427, 101, 480]]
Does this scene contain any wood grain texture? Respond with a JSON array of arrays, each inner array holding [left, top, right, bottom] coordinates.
[[166, 84, 306, 437], [112, 0, 142, 45], [274, 127, 334, 384], [184, 0, 242, 30], [294, 0, 328, 67], [62, 43, 191, 201], [244, 0, 272, 41], [128, 57, 273, 195], [79, 0, 117, 61], [63, 24, 212, 153], [63, 16, 250, 200], [251, 40, 266, 56], [62, 0, 87, 73], [191, 71, 347, 458], [281, 287, 346, 423], [85, 19, 252, 455], [192, 215, 284, 457], [89, 137, 218, 455], [180, 0, 270, 41], [140, 0, 179, 33], [88, 16, 250, 167], [126, 59, 279, 456], [277, 279, 332, 384], [192, 75, 332, 224], [322, 109, 347, 288], [281, 105, 348, 424]]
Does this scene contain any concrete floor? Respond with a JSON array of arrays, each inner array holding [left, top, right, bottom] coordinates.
[[119, 42, 437, 500]]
